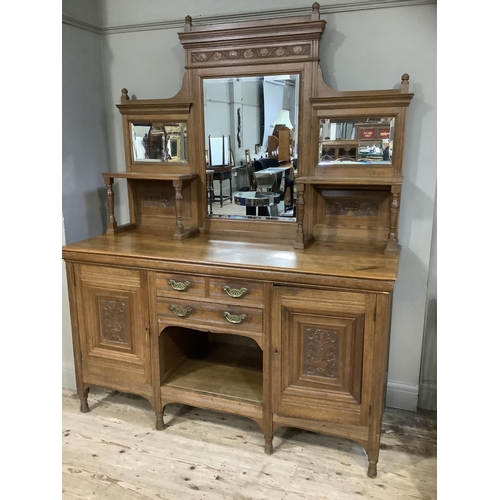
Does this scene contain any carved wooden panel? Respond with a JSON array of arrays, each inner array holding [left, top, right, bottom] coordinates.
[[303, 327, 338, 379], [273, 287, 373, 426], [75, 265, 150, 387], [321, 190, 385, 220], [313, 188, 391, 244], [100, 298, 129, 344], [191, 44, 311, 65], [325, 199, 379, 218], [134, 180, 193, 230]]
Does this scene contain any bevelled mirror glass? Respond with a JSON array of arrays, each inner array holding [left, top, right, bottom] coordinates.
[[203, 74, 299, 221], [131, 122, 188, 163], [318, 117, 395, 165]]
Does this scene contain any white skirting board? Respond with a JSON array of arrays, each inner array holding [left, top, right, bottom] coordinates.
[[386, 380, 420, 411], [62, 362, 76, 391]]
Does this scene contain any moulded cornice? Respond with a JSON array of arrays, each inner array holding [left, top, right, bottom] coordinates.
[[311, 92, 414, 109], [62, 0, 436, 35], [116, 101, 192, 116]]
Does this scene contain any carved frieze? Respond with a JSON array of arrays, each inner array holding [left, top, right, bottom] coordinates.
[[142, 194, 175, 208], [100, 299, 128, 344], [191, 44, 311, 64], [303, 327, 338, 379], [325, 199, 379, 217]]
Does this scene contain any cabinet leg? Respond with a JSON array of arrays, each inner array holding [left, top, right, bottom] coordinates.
[[265, 436, 273, 455], [367, 461, 378, 478], [155, 410, 165, 431], [367, 450, 379, 478], [79, 388, 89, 413]]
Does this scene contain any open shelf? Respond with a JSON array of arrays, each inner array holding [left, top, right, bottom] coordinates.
[[159, 330, 263, 412]]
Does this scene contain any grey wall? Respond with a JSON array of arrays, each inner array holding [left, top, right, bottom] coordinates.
[[62, 20, 109, 244], [61, 1, 437, 411], [316, 4, 437, 410], [418, 194, 437, 410], [62, 0, 110, 387]]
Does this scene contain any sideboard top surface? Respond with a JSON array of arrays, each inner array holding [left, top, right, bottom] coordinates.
[[62, 230, 400, 283]]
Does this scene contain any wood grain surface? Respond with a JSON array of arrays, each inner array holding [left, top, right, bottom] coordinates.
[[62, 388, 436, 499]]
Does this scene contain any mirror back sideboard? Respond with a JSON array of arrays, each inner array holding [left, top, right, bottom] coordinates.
[[63, 3, 413, 478]]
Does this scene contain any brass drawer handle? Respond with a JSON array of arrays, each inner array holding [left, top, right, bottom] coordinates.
[[223, 286, 248, 298], [223, 312, 247, 324], [168, 279, 191, 292], [170, 305, 193, 318]]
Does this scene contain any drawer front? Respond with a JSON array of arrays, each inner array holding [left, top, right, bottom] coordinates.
[[156, 272, 206, 299], [208, 277, 264, 306], [157, 297, 263, 334]]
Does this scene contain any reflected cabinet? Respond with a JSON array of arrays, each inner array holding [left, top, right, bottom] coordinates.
[[63, 3, 413, 478]]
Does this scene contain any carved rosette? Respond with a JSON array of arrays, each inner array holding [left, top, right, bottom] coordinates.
[[100, 299, 128, 344], [303, 327, 338, 379], [191, 44, 311, 64]]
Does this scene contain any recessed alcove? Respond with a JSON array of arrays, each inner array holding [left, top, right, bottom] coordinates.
[[159, 328, 263, 422]]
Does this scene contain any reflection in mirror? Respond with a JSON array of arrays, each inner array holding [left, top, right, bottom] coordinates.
[[318, 118, 395, 166], [203, 74, 299, 221], [131, 122, 188, 163]]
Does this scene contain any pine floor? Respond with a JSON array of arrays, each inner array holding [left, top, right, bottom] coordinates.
[[62, 388, 437, 499]]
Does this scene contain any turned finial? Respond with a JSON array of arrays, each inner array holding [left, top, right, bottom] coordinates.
[[400, 73, 410, 93], [184, 15, 192, 32], [312, 2, 320, 20], [121, 88, 130, 103]]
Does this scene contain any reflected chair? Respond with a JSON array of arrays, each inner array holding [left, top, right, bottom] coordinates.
[[206, 169, 214, 216], [247, 158, 281, 216], [255, 172, 277, 194], [255, 158, 295, 213], [254, 171, 279, 216], [207, 135, 234, 207]]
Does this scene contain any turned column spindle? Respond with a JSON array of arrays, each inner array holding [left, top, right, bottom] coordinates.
[[294, 183, 306, 248], [385, 190, 401, 254], [105, 177, 117, 234], [173, 180, 185, 237]]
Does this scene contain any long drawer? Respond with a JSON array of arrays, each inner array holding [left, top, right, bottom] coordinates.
[[156, 296, 263, 335]]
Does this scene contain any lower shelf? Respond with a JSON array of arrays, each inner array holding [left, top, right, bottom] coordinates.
[[161, 341, 263, 407]]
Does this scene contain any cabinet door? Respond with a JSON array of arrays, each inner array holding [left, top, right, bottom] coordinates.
[[74, 264, 151, 389], [272, 287, 377, 426]]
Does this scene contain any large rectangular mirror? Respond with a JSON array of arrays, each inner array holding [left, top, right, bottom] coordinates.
[[131, 122, 188, 163], [318, 118, 395, 165], [203, 74, 299, 221]]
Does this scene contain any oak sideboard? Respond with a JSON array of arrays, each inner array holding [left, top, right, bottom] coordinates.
[[63, 4, 413, 478]]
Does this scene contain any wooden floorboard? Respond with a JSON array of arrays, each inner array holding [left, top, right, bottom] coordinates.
[[62, 388, 436, 499]]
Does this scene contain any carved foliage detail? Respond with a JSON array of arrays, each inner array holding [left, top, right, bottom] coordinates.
[[326, 199, 378, 217], [192, 44, 311, 63], [303, 327, 338, 378], [142, 194, 175, 208], [100, 299, 128, 344]]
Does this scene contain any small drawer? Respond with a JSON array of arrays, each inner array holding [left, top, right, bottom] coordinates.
[[156, 272, 206, 299], [157, 297, 263, 335], [208, 277, 264, 306]]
